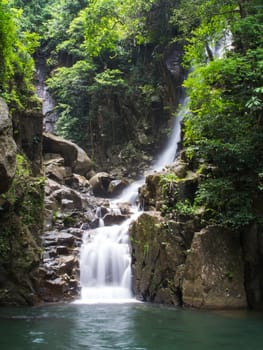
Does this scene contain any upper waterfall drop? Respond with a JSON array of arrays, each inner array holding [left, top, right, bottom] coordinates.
[[153, 98, 187, 172], [117, 97, 188, 206]]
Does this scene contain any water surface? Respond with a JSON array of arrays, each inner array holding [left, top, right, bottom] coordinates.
[[0, 303, 263, 350]]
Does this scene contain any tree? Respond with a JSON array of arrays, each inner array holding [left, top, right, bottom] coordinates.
[[0, 0, 39, 110]]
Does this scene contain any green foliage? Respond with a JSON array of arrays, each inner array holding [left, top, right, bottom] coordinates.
[[194, 178, 255, 227], [38, 0, 178, 163], [160, 173, 178, 212], [0, 0, 39, 110], [180, 0, 263, 228], [175, 199, 195, 217], [46, 60, 95, 144]]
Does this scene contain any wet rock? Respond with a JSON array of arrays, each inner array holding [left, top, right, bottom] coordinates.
[[169, 161, 188, 178], [108, 179, 129, 197], [45, 162, 72, 184], [57, 255, 77, 274], [80, 223, 90, 230], [41, 277, 67, 301], [89, 172, 113, 197], [56, 246, 70, 255], [50, 186, 83, 210], [43, 231, 76, 247], [65, 173, 90, 192], [103, 213, 128, 226], [0, 97, 17, 193], [44, 156, 73, 184], [89, 218, 101, 229], [39, 228, 81, 302], [45, 178, 62, 195]]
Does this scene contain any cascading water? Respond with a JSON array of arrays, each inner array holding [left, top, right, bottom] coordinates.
[[76, 98, 188, 304], [79, 214, 140, 303]]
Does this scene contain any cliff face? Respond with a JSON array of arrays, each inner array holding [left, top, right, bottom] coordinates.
[[130, 155, 263, 311], [0, 99, 44, 306]]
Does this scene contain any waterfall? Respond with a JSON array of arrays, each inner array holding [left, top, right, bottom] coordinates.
[[78, 214, 140, 303], [76, 96, 188, 304], [116, 97, 188, 206], [153, 98, 188, 172]]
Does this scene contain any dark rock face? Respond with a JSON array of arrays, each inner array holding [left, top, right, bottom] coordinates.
[[182, 226, 247, 309], [131, 212, 248, 309], [242, 223, 263, 311], [0, 98, 17, 193], [0, 178, 44, 306], [14, 110, 43, 175], [0, 99, 45, 306], [130, 212, 188, 305]]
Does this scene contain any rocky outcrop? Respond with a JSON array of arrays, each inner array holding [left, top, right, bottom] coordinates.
[[0, 98, 17, 193], [130, 212, 194, 305], [140, 163, 198, 211], [43, 132, 93, 176], [182, 226, 247, 309], [131, 211, 248, 309], [38, 229, 82, 302], [130, 156, 250, 310]]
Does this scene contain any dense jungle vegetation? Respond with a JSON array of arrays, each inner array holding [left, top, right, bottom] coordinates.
[[1, 0, 263, 229]]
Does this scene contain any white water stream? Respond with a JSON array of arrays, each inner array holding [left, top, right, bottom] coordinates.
[[76, 99, 188, 304]]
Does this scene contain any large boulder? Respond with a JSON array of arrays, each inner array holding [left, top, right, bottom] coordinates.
[[182, 226, 247, 309], [43, 133, 93, 176], [0, 98, 17, 193]]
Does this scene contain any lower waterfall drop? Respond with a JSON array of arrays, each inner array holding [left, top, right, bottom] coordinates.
[[77, 98, 188, 304], [78, 212, 140, 303]]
